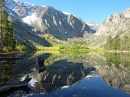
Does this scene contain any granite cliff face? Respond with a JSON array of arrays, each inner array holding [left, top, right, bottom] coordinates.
[[95, 8, 130, 36], [87, 8, 130, 47], [5, 0, 91, 42]]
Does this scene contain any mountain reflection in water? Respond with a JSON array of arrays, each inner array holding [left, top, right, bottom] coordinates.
[[0, 52, 130, 97]]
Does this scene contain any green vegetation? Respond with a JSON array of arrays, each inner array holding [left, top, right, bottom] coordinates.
[[0, 53, 15, 85], [0, 64, 14, 85], [43, 34, 102, 53], [44, 34, 65, 46], [16, 43, 28, 52], [104, 52, 130, 70], [0, 0, 16, 52], [104, 34, 130, 51]]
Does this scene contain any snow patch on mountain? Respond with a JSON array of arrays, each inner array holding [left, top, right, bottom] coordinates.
[[86, 21, 97, 33], [86, 21, 99, 33], [63, 11, 82, 21], [22, 13, 38, 25], [86, 21, 98, 27], [63, 12, 71, 15], [13, 0, 19, 2]]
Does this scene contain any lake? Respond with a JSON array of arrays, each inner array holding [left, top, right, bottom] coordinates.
[[0, 52, 130, 97]]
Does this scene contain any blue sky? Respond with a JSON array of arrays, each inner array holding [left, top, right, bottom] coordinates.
[[19, 0, 130, 24]]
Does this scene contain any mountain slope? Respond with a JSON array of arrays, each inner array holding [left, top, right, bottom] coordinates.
[[5, 0, 92, 45], [95, 8, 130, 36], [10, 16, 51, 47], [88, 8, 130, 47]]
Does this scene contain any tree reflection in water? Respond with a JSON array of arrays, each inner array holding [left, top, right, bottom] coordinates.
[[0, 58, 14, 85], [0, 52, 130, 97]]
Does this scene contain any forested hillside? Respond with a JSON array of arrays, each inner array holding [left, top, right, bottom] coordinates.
[[104, 34, 130, 51], [0, 0, 16, 52]]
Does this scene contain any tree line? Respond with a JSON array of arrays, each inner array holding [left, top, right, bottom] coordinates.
[[104, 34, 130, 51], [0, 0, 16, 52]]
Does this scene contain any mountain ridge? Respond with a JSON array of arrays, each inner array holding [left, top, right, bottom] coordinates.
[[5, 0, 93, 43], [95, 8, 130, 36]]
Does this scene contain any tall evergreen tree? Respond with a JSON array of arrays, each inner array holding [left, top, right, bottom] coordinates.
[[105, 35, 112, 50], [2, 10, 9, 46], [112, 34, 120, 50], [0, 0, 5, 51], [8, 22, 16, 50]]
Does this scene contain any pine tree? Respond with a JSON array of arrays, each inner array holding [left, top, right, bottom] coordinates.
[[8, 22, 16, 50], [112, 34, 120, 50], [2, 10, 9, 47], [0, 0, 5, 51], [105, 35, 112, 50]]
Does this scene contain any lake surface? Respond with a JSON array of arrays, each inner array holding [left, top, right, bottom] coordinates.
[[0, 52, 130, 97]]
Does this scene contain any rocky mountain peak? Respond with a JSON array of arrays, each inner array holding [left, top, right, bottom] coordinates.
[[5, 0, 46, 18], [95, 8, 130, 36], [122, 8, 130, 18], [104, 13, 122, 24]]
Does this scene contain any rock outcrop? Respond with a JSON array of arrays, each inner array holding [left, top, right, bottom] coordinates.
[[95, 8, 130, 36], [87, 8, 130, 47]]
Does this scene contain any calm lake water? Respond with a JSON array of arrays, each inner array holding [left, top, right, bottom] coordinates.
[[0, 52, 130, 97]]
